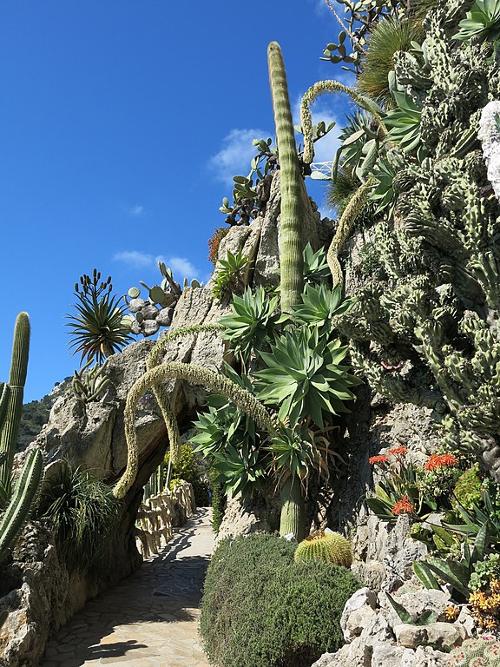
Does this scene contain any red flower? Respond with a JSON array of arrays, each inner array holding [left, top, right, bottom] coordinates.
[[388, 446, 408, 457], [392, 495, 414, 515], [424, 453, 458, 471], [369, 455, 389, 465]]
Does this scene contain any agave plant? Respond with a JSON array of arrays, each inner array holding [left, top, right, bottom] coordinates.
[[303, 243, 331, 285], [453, 0, 500, 42], [212, 250, 250, 301], [384, 91, 422, 153], [67, 270, 134, 364], [292, 284, 352, 334], [255, 327, 359, 428], [71, 360, 112, 405], [220, 287, 279, 363]]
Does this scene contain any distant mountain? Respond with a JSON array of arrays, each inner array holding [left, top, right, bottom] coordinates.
[[18, 378, 71, 451]]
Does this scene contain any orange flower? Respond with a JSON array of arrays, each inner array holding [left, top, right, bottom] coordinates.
[[369, 455, 389, 465], [392, 495, 414, 515], [424, 453, 458, 471], [388, 446, 408, 457]]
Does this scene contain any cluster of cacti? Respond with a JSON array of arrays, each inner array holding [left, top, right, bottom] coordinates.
[[126, 260, 201, 337], [0, 313, 44, 564], [294, 529, 353, 567], [448, 636, 500, 666], [71, 359, 112, 405], [327, 2, 500, 481]]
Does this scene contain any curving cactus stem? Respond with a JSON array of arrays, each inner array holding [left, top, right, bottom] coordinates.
[[267, 41, 304, 313], [0, 448, 43, 564], [0, 313, 30, 497]]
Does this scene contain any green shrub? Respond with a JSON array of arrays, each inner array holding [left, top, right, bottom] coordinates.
[[38, 461, 120, 572], [453, 465, 483, 510], [164, 443, 210, 506], [200, 534, 360, 667]]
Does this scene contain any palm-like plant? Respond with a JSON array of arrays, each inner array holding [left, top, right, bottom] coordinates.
[[67, 270, 134, 364]]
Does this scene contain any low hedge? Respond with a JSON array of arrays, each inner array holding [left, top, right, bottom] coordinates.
[[200, 534, 360, 667]]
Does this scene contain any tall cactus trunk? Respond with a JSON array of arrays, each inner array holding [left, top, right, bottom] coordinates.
[[267, 42, 304, 313], [0, 313, 30, 497], [279, 475, 306, 541]]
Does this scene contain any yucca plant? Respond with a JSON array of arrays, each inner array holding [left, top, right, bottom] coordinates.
[[67, 270, 134, 364], [38, 461, 120, 571], [358, 17, 422, 104], [453, 0, 500, 42]]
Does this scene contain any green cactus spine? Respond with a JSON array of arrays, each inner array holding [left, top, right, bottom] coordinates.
[[267, 41, 304, 313], [0, 313, 30, 497], [0, 448, 43, 564], [294, 529, 353, 567]]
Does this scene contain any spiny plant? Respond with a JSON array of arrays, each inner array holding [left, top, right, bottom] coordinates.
[[357, 16, 422, 103], [294, 529, 353, 567], [208, 227, 229, 264], [448, 636, 500, 666], [71, 359, 112, 405], [0, 313, 44, 564], [267, 41, 304, 313], [38, 460, 120, 571], [67, 269, 133, 363]]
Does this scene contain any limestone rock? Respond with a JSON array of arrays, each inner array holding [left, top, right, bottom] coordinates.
[[341, 587, 378, 641], [216, 495, 271, 543], [479, 100, 500, 200]]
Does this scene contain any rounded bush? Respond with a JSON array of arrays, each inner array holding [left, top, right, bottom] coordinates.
[[200, 534, 360, 667]]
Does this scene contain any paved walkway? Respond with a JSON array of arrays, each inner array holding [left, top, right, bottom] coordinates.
[[42, 508, 214, 667]]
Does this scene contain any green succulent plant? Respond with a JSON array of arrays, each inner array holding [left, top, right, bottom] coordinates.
[[255, 327, 358, 429], [294, 529, 353, 567], [220, 287, 279, 363], [0, 314, 44, 564], [358, 16, 422, 103], [453, 0, 500, 42], [71, 359, 112, 405], [292, 284, 352, 334], [68, 270, 133, 364], [448, 637, 500, 666], [384, 90, 422, 153], [212, 250, 250, 301], [303, 243, 331, 286]]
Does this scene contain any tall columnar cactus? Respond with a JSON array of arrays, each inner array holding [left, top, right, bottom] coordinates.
[[0, 313, 30, 497], [294, 529, 353, 567], [267, 41, 304, 313], [0, 313, 44, 563], [0, 448, 43, 564]]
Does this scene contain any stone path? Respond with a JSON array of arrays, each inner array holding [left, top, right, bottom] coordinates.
[[41, 508, 214, 667]]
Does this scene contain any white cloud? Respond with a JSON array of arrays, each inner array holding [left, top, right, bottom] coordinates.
[[114, 251, 200, 281], [128, 204, 145, 216], [209, 128, 271, 185], [113, 250, 153, 267], [157, 256, 199, 281]]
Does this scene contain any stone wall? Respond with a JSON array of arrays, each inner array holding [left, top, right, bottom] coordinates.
[[135, 481, 195, 559]]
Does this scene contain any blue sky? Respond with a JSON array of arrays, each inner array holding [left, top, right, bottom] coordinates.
[[0, 1, 352, 401]]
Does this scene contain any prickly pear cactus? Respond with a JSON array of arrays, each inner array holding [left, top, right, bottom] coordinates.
[[338, 1, 500, 480], [294, 529, 353, 567], [448, 636, 500, 666]]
